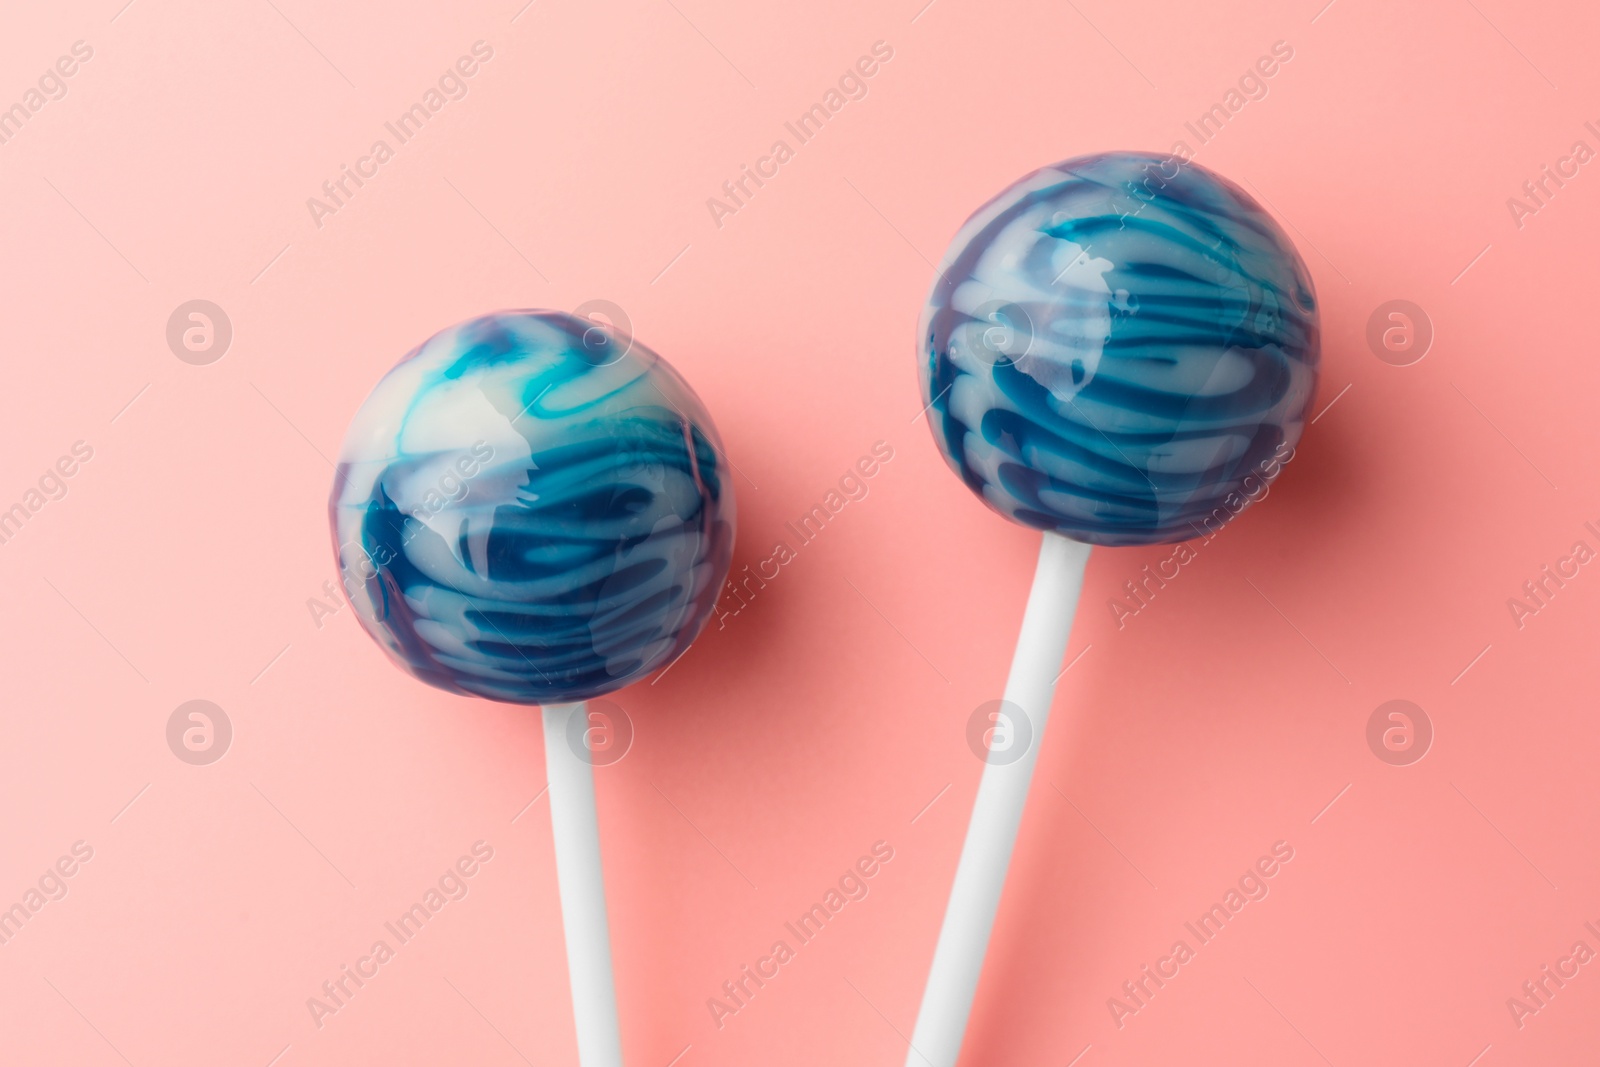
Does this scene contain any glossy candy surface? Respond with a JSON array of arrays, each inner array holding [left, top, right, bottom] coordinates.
[[330, 310, 735, 704], [919, 152, 1320, 547]]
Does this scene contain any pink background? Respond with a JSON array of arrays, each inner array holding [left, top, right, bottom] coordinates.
[[2, 0, 1597, 1063]]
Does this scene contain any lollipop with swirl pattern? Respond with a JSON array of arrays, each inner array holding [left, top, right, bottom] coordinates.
[[907, 152, 1319, 1067], [331, 309, 734, 1067]]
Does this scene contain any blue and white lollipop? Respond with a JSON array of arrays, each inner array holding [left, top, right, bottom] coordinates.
[[921, 151, 1319, 546], [330, 309, 734, 704], [330, 309, 735, 1067], [906, 153, 1320, 1067]]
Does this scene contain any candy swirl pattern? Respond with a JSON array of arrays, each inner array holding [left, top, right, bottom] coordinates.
[[919, 152, 1320, 547], [329, 311, 735, 704]]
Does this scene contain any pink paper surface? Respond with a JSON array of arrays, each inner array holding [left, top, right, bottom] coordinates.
[[1, 0, 1597, 1064]]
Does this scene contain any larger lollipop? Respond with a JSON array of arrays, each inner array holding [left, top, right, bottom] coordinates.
[[907, 152, 1319, 1066], [330, 310, 734, 1066]]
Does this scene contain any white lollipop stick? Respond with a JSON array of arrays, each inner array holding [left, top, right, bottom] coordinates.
[[542, 702, 624, 1067], [906, 532, 1091, 1067]]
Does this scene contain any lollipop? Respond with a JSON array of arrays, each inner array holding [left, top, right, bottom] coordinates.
[[330, 310, 734, 1066], [907, 152, 1319, 1066]]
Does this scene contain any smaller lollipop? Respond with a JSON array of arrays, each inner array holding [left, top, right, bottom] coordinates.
[[330, 310, 735, 1067], [907, 152, 1320, 1067]]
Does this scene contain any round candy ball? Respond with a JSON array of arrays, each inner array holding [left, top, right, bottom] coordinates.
[[919, 152, 1320, 547], [329, 310, 735, 705]]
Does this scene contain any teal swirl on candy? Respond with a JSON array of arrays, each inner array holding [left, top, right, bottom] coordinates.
[[329, 310, 735, 704], [919, 152, 1320, 547]]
